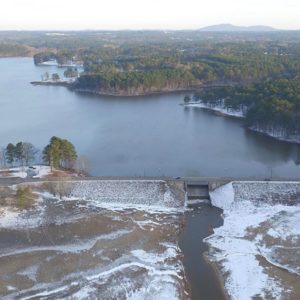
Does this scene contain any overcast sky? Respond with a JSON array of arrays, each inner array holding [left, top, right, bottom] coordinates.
[[1, 0, 299, 30]]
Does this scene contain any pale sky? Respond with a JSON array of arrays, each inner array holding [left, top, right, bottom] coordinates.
[[1, 0, 300, 30]]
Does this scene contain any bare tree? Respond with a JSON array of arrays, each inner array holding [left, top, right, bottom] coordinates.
[[0, 148, 6, 169], [76, 155, 90, 176], [41, 72, 49, 81], [22, 143, 38, 166], [43, 177, 72, 199]]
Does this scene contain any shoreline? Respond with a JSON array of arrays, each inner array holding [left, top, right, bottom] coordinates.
[[72, 87, 198, 97], [70, 82, 239, 97], [203, 252, 230, 300], [185, 102, 300, 144], [0, 55, 32, 59], [248, 126, 300, 144], [30, 80, 70, 87], [183, 102, 245, 118]]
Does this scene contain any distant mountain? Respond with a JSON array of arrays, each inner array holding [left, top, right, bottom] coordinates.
[[199, 24, 277, 32]]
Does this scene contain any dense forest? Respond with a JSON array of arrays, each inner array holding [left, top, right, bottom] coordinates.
[[2, 30, 300, 95], [72, 41, 300, 95], [2, 30, 300, 139], [0, 43, 33, 57], [192, 78, 300, 141]]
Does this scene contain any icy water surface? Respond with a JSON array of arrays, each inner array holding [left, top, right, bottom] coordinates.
[[0, 182, 189, 299]]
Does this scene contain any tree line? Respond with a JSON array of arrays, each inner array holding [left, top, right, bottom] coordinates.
[[28, 32, 300, 96], [71, 40, 300, 95], [1, 137, 80, 171], [3, 142, 37, 167], [191, 77, 300, 139]]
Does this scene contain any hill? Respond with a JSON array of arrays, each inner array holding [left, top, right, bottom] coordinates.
[[200, 24, 277, 32]]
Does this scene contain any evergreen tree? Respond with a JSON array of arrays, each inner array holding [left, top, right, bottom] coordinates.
[[43, 137, 77, 170], [5, 143, 15, 166], [61, 139, 78, 168], [15, 142, 25, 165], [52, 73, 60, 81], [184, 95, 191, 103]]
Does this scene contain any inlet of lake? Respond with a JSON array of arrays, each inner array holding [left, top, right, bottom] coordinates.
[[1, 57, 300, 178]]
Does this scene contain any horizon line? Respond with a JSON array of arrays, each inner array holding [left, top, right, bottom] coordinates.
[[1, 23, 300, 32]]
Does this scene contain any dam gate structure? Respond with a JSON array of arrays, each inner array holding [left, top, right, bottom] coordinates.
[[185, 180, 210, 207]]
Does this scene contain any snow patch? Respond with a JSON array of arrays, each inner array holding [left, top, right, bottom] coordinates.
[[210, 182, 234, 210], [184, 102, 245, 118], [206, 181, 300, 299], [0, 165, 52, 179]]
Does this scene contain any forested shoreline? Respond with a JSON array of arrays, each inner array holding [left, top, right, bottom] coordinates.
[[71, 40, 300, 96], [8, 30, 297, 97], [188, 77, 300, 142], [2, 30, 300, 140]]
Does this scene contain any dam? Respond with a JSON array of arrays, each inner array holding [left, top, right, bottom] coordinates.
[[1, 176, 300, 299]]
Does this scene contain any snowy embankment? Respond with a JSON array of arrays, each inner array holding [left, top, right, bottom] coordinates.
[[249, 126, 300, 144], [0, 165, 52, 179], [184, 102, 245, 118], [68, 180, 185, 212], [207, 181, 300, 300]]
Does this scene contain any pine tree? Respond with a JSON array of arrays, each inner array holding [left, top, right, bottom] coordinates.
[[61, 139, 77, 168], [43, 137, 77, 170], [5, 143, 15, 166], [15, 142, 24, 165]]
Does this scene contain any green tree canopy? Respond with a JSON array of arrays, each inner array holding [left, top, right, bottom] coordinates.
[[5, 143, 15, 166], [43, 137, 78, 170]]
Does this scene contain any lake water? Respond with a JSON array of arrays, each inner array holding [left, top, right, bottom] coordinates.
[[1, 57, 300, 178]]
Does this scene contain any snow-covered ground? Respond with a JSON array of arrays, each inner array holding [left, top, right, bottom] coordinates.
[[183, 102, 245, 118], [0, 181, 188, 299], [0, 165, 52, 179], [39, 60, 83, 68], [207, 181, 300, 300]]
